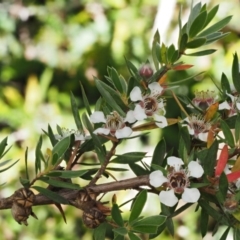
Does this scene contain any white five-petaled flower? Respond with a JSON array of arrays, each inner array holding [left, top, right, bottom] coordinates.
[[129, 82, 167, 128], [219, 92, 240, 117], [183, 114, 212, 142], [149, 157, 204, 207], [90, 111, 133, 139], [55, 128, 85, 141]]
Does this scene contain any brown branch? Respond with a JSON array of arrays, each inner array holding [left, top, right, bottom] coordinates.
[[89, 141, 119, 186], [0, 175, 150, 210]]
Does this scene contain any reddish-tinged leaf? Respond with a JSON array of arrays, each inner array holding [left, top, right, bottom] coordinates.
[[215, 145, 228, 177], [207, 128, 215, 148], [172, 64, 193, 71], [158, 74, 167, 84], [227, 171, 240, 182], [204, 102, 219, 121]]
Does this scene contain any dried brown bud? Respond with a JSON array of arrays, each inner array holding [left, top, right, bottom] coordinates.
[[139, 64, 154, 79], [11, 188, 38, 225], [82, 207, 106, 228]]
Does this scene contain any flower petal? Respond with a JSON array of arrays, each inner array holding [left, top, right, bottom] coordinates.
[[90, 111, 106, 123], [148, 82, 164, 95], [93, 127, 110, 135], [198, 132, 208, 142], [226, 92, 235, 102], [167, 156, 184, 167], [219, 101, 231, 110], [182, 188, 200, 203], [149, 170, 168, 188], [133, 104, 147, 120], [115, 127, 132, 139], [188, 161, 204, 178], [124, 110, 136, 123], [154, 115, 168, 128], [130, 87, 143, 102], [159, 189, 178, 207]]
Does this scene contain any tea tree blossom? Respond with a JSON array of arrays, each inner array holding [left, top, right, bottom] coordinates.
[[189, 90, 217, 110], [129, 82, 167, 128], [184, 114, 212, 141], [149, 157, 204, 207], [219, 92, 240, 117], [90, 111, 133, 139]]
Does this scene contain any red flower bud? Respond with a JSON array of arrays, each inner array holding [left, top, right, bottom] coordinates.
[[139, 64, 153, 78]]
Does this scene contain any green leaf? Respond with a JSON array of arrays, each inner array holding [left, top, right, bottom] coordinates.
[[113, 235, 125, 240], [166, 218, 174, 236], [180, 126, 191, 153], [218, 172, 228, 203], [24, 147, 29, 180], [201, 141, 218, 176], [35, 136, 43, 174], [179, 33, 188, 53], [111, 152, 147, 164], [198, 199, 222, 220], [129, 190, 147, 223], [129, 163, 148, 176], [132, 215, 166, 227], [205, 32, 230, 45], [167, 44, 176, 64], [80, 82, 92, 116], [19, 177, 30, 188], [46, 170, 88, 178], [232, 53, 240, 93], [198, 16, 232, 37], [200, 207, 209, 237], [125, 58, 141, 83], [233, 228, 240, 240], [189, 11, 207, 38], [127, 77, 136, 97], [203, 5, 219, 29], [0, 159, 19, 173], [39, 177, 82, 190], [70, 92, 83, 131], [187, 2, 202, 34], [152, 30, 160, 70], [131, 225, 158, 234], [186, 38, 206, 48], [109, 67, 126, 94], [95, 79, 127, 116], [235, 115, 240, 143], [151, 139, 166, 167], [220, 120, 235, 148], [128, 232, 141, 240], [221, 73, 231, 94], [113, 227, 128, 236], [33, 186, 68, 204], [0, 137, 8, 158], [93, 222, 107, 240], [51, 136, 71, 166], [112, 204, 124, 227], [185, 49, 216, 56], [220, 227, 231, 240], [178, 137, 188, 163]]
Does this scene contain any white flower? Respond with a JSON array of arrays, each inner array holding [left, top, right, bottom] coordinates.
[[219, 92, 240, 117], [89, 111, 132, 139], [149, 156, 204, 207], [55, 128, 85, 141], [129, 82, 167, 128], [183, 114, 212, 142]]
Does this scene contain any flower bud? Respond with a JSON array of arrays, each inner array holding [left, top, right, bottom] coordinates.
[[139, 64, 153, 79]]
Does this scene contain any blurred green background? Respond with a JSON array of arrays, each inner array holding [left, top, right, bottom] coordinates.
[[0, 0, 239, 239]]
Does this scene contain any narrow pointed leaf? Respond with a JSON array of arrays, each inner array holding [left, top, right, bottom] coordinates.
[[232, 53, 240, 93], [220, 120, 235, 148], [215, 145, 228, 177], [186, 38, 206, 49], [198, 16, 232, 37], [129, 190, 147, 223], [112, 204, 124, 227], [151, 139, 166, 167], [80, 82, 92, 116], [0, 137, 8, 158], [70, 92, 83, 131], [189, 11, 207, 38], [185, 49, 216, 56]]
